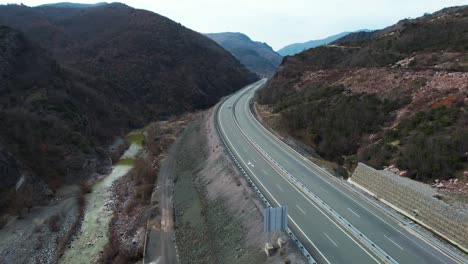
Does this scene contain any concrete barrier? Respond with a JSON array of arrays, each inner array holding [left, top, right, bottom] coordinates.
[[351, 163, 468, 251]]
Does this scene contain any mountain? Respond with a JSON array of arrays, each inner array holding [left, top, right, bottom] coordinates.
[[205, 32, 282, 77], [277, 31, 350, 56], [330, 30, 380, 45], [37, 2, 107, 8], [0, 3, 257, 117], [0, 25, 122, 214], [0, 3, 257, 215], [257, 6, 468, 183]]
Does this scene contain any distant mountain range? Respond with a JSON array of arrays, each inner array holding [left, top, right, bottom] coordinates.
[[205, 32, 282, 77], [277, 30, 373, 56]]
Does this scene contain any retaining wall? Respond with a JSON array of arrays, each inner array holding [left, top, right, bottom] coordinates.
[[351, 163, 468, 251]]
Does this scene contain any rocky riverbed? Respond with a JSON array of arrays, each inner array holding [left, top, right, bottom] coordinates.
[[60, 131, 144, 263]]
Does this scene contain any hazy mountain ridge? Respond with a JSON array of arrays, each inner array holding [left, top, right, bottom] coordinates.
[[258, 6, 468, 182], [37, 2, 107, 8], [330, 30, 380, 45], [277, 31, 350, 56], [206, 32, 282, 77], [0, 3, 257, 216]]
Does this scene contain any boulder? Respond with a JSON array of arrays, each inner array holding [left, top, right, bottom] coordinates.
[[264, 243, 275, 257], [277, 237, 287, 248], [399, 171, 408, 177]]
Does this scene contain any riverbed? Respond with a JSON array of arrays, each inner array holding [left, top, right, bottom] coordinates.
[[60, 131, 144, 263]]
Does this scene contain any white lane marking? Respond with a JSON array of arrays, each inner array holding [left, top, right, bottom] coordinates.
[[218, 105, 332, 264], [348, 208, 361, 218], [261, 169, 268, 175], [242, 130, 381, 264], [324, 233, 338, 247], [384, 235, 405, 251], [242, 93, 457, 262], [226, 97, 380, 264], [276, 184, 284, 192], [247, 161, 254, 168], [296, 204, 306, 215]]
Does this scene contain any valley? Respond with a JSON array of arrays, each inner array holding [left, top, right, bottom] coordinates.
[[0, 2, 467, 264]]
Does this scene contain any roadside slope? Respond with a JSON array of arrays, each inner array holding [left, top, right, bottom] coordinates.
[[170, 108, 305, 263]]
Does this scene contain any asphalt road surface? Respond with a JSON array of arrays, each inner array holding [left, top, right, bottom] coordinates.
[[216, 80, 466, 264]]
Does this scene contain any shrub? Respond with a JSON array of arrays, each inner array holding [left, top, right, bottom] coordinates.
[[80, 180, 92, 194], [360, 106, 466, 182], [47, 214, 61, 232], [282, 86, 404, 163]]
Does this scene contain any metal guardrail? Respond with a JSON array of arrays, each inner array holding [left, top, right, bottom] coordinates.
[[232, 113, 397, 264], [214, 94, 318, 264]]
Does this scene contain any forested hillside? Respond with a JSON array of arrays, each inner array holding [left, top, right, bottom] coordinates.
[[0, 3, 256, 216]]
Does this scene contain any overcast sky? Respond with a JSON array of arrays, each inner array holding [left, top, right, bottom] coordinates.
[[1, 0, 467, 50]]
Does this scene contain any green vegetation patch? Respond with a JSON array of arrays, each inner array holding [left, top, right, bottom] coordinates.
[[279, 85, 407, 163], [360, 106, 467, 182], [127, 132, 144, 146], [117, 158, 134, 166]]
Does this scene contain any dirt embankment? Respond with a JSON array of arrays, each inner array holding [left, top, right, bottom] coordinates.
[[173, 108, 305, 264], [98, 115, 196, 263]]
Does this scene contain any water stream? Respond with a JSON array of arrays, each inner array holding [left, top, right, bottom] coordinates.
[[60, 130, 144, 263]]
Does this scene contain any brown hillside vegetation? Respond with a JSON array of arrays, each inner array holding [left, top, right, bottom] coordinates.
[[0, 3, 257, 117], [0, 3, 256, 217], [0, 26, 120, 216], [257, 6, 468, 183]]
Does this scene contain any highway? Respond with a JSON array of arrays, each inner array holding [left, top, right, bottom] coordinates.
[[216, 79, 465, 264]]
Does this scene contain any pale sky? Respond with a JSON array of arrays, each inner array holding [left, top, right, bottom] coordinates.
[[1, 0, 467, 50]]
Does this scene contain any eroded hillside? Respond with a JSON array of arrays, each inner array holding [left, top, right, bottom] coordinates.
[[257, 6, 468, 183]]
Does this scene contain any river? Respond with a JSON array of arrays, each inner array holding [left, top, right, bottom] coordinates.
[[60, 130, 144, 263]]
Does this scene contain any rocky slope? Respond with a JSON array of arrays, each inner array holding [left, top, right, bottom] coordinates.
[[0, 3, 256, 218], [206, 32, 282, 77], [257, 6, 468, 183]]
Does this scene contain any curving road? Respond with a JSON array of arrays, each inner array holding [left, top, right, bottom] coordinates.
[[216, 80, 465, 264]]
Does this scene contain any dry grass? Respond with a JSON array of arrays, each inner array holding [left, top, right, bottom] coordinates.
[[131, 157, 157, 203], [80, 180, 92, 194]]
